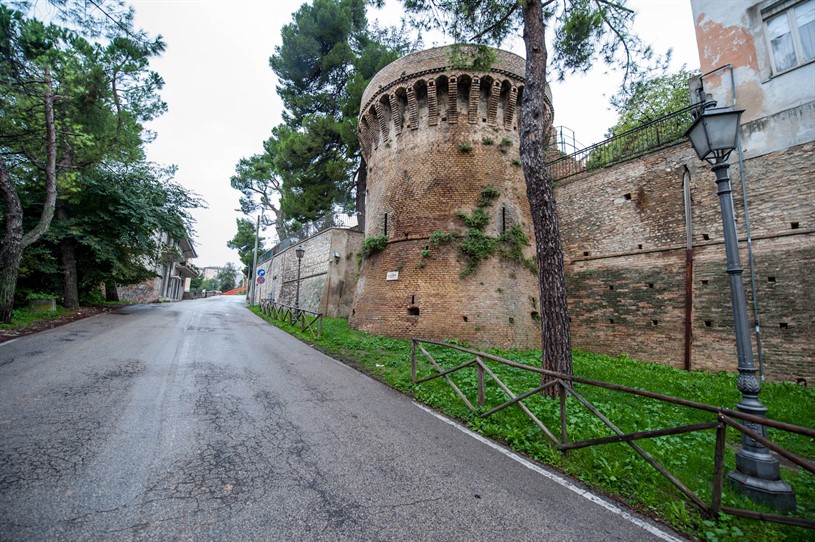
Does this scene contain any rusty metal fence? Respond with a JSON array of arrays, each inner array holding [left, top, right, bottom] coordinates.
[[259, 299, 323, 338], [410, 338, 814, 529], [545, 105, 696, 182]]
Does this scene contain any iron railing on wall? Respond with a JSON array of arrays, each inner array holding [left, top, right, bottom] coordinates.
[[258, 211, 359, 264], [546, 105, 696, 182], [410, 338, 814, 530]]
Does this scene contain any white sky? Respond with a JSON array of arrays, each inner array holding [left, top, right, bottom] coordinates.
[[131, 0, 700, 269]]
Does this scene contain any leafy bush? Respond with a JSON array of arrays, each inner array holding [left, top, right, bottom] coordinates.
[[361, 235, 388, 256]]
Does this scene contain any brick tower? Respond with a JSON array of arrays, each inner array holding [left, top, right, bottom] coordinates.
[[349, 45, 544, 350]]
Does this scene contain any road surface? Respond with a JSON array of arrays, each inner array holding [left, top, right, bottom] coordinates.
[[0, 296, 683, 541]]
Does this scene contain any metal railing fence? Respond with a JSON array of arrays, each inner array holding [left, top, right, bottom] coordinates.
[[546, 105, 696, 182], [259, 299, 323, 338], [410, 338, 814, 530]]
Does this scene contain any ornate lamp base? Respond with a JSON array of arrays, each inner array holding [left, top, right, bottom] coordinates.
[[727, 448, 796, 512]]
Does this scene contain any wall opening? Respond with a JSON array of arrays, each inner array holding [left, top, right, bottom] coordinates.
[[407, 306, 420, 316]]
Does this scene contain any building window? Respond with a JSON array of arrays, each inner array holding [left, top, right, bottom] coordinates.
[[763, 0, 815, 74]]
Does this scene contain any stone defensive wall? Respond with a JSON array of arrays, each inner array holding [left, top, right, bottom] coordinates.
[[350, 45, 544, 350]]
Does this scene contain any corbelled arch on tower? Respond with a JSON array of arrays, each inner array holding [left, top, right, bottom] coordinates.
[[349, 45, 546, 350]]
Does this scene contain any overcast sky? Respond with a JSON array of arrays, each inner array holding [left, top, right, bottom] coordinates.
[[130, 0, 700, 270]]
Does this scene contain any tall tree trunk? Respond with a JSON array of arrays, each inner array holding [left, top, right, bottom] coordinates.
[[105, 280, 120, 302], [0, 68, 59, 322], [57, 206, 80, 309], [355, 158, 367, 232], [521, 0, 573, 390], [0, 158, 24, 323]]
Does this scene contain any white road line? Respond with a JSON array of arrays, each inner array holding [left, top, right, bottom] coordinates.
[[413, 402, 686, 542], [0, 337, 20, 347]]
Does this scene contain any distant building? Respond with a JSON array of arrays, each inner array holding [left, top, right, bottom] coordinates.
[[117, 233, 198, 303]]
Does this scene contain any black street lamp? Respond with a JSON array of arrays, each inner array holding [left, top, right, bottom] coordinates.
[[294, 246, 304, 318], [686, 106, 796, 511]]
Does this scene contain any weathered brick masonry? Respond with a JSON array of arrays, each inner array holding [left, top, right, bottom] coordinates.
[[350, 46, 542, 349], [560, 140, 814, 382], [351, 44, 813, 382]]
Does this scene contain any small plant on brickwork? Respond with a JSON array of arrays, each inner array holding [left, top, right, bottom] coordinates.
[[499, 137, 513, 151], [430, 230, 458, 246], [511, 158, 521, 167], [499, 225, 537, 274], [457, 142, 473, 153], [416, 247, 432, 269], [448, 43, 496, 71], [481, 136, 494, 145], [423, 186, 535, 278], [362, 234, 388, 257], [457, 208, 490, 230], [477, 185, 500, 207]]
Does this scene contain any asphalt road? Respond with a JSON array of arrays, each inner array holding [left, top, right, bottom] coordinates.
[[0, 296, 684, 541]]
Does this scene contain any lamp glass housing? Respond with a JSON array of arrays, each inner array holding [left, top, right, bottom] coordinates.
[[686, 107, 743, 163], [295, 247, 305, 259]]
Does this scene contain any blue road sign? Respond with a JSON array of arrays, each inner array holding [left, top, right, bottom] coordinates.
[[257, 269, 266, 277]]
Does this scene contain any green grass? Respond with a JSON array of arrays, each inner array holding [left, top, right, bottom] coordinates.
[[0, 306, 68, 329], [250, 309, 815, 541]]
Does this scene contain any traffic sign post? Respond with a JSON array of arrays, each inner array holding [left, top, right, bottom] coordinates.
[[256, 276, 266, 284]]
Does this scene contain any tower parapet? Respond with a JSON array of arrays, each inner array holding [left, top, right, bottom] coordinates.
[[350, 45, 544, 350]]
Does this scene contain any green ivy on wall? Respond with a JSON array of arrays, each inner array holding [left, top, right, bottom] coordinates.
[[422, 186, 537, 278]]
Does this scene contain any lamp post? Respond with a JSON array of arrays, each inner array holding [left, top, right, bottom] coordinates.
[[686, 106, 796, 511], [294, 246, 304, 319], [249, 213, 262, 306]]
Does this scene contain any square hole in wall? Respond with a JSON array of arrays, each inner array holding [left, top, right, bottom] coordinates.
[[638, 244, 643, 250], [624, 193, 632, 200], [648, 283, 654, 289], [583, 251, 590, 257], [767, 277, 776, 283], [791, 222, 800, 230], [701, 280, 709, 285], [608, 285, 614, 290], [703, 234, 710, 241], [779, 322, 789, 329], [609, 319, 615, 324], [704, 320, 712, 327], [652, 320, 659, 326]]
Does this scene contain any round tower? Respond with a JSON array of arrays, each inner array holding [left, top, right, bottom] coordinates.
[[349, 45, 544, 350]]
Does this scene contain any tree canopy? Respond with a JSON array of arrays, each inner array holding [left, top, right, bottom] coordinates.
[[227, 218, 265, 277], [0, 3, 200, 318], [605, 65, 697, 138]]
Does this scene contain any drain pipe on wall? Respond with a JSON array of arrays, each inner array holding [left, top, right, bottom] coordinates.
[[682, 166, 694, 372], [725, 66, 765, 381]]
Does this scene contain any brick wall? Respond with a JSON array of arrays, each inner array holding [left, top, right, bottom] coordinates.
[[560, 140, 814, 381], [352, 44, 813, 382], [351, 45, 542, 350]]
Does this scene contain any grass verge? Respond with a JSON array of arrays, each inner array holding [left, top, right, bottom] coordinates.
[[250, 308, 814, 541]]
